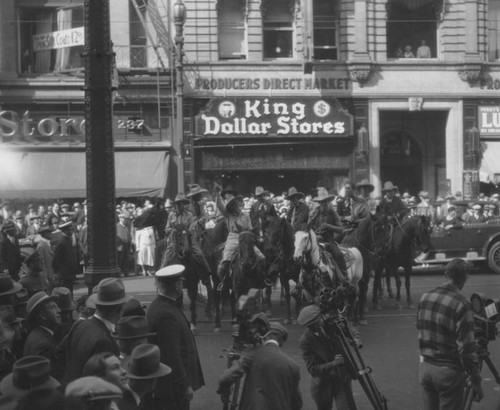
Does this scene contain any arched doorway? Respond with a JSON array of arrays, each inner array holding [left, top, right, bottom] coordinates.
[[380, 129, 422, 195]]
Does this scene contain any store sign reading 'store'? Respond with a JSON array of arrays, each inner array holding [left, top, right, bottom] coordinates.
[[196, 98, 353, 138]]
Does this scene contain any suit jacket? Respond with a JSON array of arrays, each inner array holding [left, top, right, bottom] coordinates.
[[0, 234, 21, 281], [23, 326, 61, 379], [116, 222, 132, 247], [219, 343, 302, 410], [52, 234, 75, 281], [36, 239, 55, 286], [147, 295, 204, 407], [286, 201, 309, 230], [62, 316, 120, 385]]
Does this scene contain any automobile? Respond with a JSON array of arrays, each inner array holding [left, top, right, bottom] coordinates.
[[415, 200, 500, 273]]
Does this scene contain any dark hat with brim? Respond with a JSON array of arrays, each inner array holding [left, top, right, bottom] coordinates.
[[0, 356, 60, 398], [355, 179, 375, 193], [124, 344, 172, 379], [382, 181, 397, 192], [286, 187, 304, 200], [313, 187, 335, 202], [51, 287, 76, 311], [26, 292, 58, 321], [0, 274, 22, 297], [221, 185, 237, 197], [174, 193, 190, 205], [88, 278, 130, 306], [114, 316, 156, 340], [186, 184, 208, 198], [225, 195, 244, 211]]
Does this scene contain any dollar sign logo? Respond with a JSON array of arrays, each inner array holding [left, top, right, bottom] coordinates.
[[317, 103, 327, 116]]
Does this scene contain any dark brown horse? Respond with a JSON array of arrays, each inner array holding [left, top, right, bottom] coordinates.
[[263, 216, 300, 324], [373, 215, 431, 309]]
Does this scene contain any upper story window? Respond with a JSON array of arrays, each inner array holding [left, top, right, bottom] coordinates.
[[129, 0, 148, 68], [262, 0, 294, 59], [20, 6, 84, 75], [218, 0, 247, 60], [386, 1, 438, 60], [312, 0, 338, 60], [489, 0, 500, 61]]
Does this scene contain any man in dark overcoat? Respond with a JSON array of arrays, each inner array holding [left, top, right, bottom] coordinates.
[[218, 322, 302, 410], [52, 221, 76, 294], [147, 264, 204, 410], [0, 222, 22, 281], [61, 278, 128, 385]]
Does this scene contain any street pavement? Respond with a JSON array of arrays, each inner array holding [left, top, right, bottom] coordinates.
[[76, 268, 500, 409]]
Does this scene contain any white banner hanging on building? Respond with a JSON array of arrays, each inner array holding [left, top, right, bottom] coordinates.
[[33, 27, 84, 52]]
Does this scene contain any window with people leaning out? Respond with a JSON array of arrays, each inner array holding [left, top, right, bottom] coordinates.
[[312, 0, 338, 61], [20, 6, 84, 75], [387, 2, 437, 60], [262, 0, 294, 59]]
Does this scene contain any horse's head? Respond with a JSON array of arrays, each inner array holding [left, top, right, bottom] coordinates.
[[415, 215, 431, 253], [294, 229, 312, 264], [238, 231, 256, 268], [370, 214, 391, 259], [173, 225, 192, 258]]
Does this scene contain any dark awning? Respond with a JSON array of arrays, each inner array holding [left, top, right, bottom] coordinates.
[[389, 0, 440, 11], [0, 150, 170, 199]]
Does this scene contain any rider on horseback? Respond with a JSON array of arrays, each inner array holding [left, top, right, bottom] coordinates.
[[249, 186, 277, 245], [164, 193, 212, 283], [307, 187, 349, 279], [376, 181, 408, 223], [285, 187, 309, 231], [216, 193, 265, 289]]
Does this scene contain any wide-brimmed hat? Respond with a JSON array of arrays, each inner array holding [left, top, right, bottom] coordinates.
[[174, 193, 190, 205], [221, 185, 237, 197], [313, 187, 335, 203], [382, 181, 397, 192], [65, 376, 122, 402], [418, 191, 430, 199], [0, 274, 22, 297], [286, 187, 304, 200], [88, 278, 130, 306], [114, 316, 155, 340], [155, 264, 185, 280], [254, 186, 269, 197], [355, 179, 375, 193], [122, 297, 146, 317], [0, 356, 60, 398], [51, 287, 76, 311], [124, 344, 171, 379], [26, 291, 58, 321], [186, 184, 208, 198], [225, 195, 244, 211], [1, 222, 16, 233]]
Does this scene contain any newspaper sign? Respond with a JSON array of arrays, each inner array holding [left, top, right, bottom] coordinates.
[[33, 27, 84, 52]]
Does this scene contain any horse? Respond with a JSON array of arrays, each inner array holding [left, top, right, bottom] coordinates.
[[340, 214, 391, 324], [372, 215, 431, 309], [293, 228, 355, 313], [262, 216, 300, 324], [160, 224, 204, 332]]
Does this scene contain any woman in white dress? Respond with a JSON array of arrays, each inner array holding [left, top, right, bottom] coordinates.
[[134, 208, 156, 276]]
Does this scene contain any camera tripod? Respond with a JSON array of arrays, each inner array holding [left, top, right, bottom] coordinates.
[[323, 315, 389, 410], [463, 343, 500, 410]]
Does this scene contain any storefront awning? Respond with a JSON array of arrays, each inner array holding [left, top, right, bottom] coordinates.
[[0, 150, 170, 199]]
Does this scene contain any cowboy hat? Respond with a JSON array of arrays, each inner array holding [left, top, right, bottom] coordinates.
[[254, 186, 269, 197], [0, 356, 60, 398], [26, 291, 58, 321], [186, 184, 208, 198], [312, 187, 335, 203], [174, 193, 190, 205], [221, 185, 237, 197], [88, 278, 130, 306], [114, 316, 156, 340], [382, 181, 397, 192], [225, 195, 244, 211], [286, 187, 304, 200], [124, 344, 171, 379], [355, 179, 374, 193]]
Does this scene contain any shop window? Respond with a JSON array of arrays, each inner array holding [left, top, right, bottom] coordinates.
[[20, 6, 84, 75], [262, 0, 294, 59], [312, 0, 338, 60], [489, 0, 500, 61], [129, 0, 148, 67], [218, 0, 247, 59], [386, 2, 438, 59]]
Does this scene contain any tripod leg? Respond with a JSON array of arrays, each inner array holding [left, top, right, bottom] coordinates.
[[463, 380, 474, 410], [483, 355, 500, 384]]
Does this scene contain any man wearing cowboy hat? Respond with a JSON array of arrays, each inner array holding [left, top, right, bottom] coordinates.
[[187, 184, 208, 224], [63, 278, 129, 384], [52, 220, 76, 294], [377, 181, 408, 221], [218, 321, 302, 410], [250, 186, 277, 244], [163, 193, 212, 281], [120, 343, 172, 410], [147, 265, 205, 410], [23, 291, 62, 378], [285, 187, 309, 231], [0, 221, 22, 281], [356, 179, 377, 215]]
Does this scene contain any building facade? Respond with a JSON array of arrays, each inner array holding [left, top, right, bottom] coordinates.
[[182, 0, 500, 199]]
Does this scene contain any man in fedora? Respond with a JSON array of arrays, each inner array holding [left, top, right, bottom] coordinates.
[[147, 265, 204, 410], [250, 186, 277, 244], [120, 343, 172, 410], [0, 221, 22, 281], [117, 212, 132, 277], [52, 220, 76, 294], [114, 316, 155, 363], [23, 291, 62, 379], [286, 187, 309, 231], [62, 278, 129, 385], [52, 286, 77, 337], [36, 226, 56, 291], [377, 181, 407, 221], [218, 322, 302, 410]]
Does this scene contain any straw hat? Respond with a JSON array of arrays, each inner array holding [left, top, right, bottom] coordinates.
[[26, 292, 58, 321], [65, 376, 122, 402]]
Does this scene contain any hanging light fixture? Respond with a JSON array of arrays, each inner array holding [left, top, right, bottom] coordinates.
[[357, 123, 369, 159]]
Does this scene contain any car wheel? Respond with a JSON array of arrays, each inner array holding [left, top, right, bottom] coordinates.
[[487, 242, 500, 274]]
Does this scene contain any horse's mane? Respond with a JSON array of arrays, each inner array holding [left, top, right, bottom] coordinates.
[[265, 217, 295, 258]]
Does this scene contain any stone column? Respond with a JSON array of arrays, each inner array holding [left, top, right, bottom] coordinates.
[[348, 0, 372, 87], [83, 0, 121, 290]]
